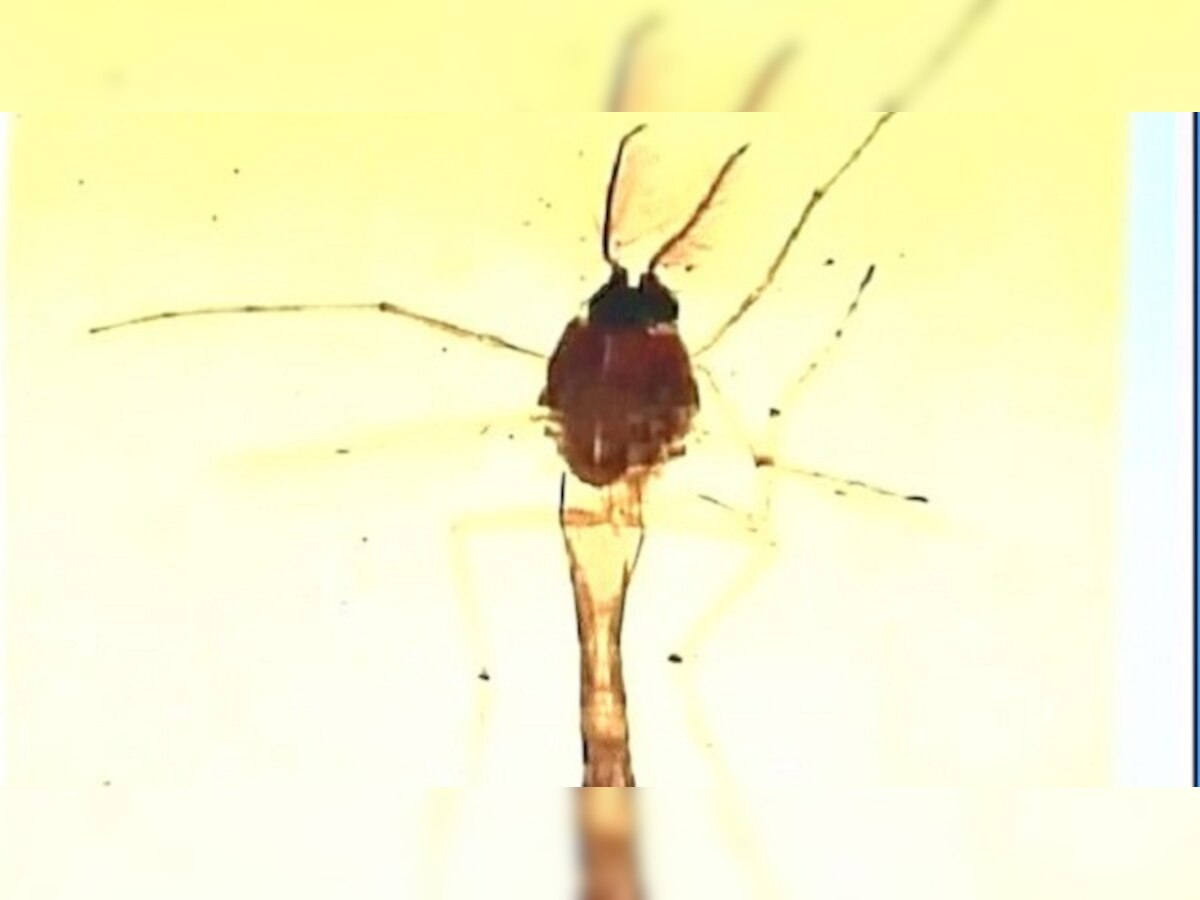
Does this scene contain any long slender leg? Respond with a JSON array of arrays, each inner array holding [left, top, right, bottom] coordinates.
[[89, 299, 546, 360], [693, 113, 896, 358], [663, 364, 929, 898], [697, 360, 930, 515], [694, 0, 998, 357], [701, 264, 932, 504]]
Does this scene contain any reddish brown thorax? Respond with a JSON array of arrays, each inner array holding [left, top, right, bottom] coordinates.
[[539, 267, 699, 487]]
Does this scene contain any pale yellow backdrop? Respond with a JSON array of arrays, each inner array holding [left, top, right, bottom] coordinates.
[[5, 112, 1129, 894], [1, 0, 1198, 109]]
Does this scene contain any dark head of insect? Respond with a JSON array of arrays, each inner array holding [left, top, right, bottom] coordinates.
[[585, 265, 680, 329]]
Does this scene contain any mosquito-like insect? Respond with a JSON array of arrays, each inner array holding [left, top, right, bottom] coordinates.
[[88, 117, 918, 896], [86, 8, 995, 897]]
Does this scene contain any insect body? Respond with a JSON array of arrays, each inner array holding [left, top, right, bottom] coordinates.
[[540, 266, 698, 489]]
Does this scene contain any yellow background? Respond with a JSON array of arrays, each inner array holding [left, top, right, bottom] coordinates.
[[6, 111, 1131, 893], [1, 0, 1198, 109]]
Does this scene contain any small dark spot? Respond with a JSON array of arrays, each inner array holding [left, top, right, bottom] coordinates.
[[834, 489, 847, 496], [210, 214, 219, 222], [361, 536, 369, 543], [232, 167, 241, 175], [478, 669, 490, 682], [102, 779, 111, 787], [667, 653, 683, 664], [834, 328, 843, 338], [768, 407, 781, 418], [335, 448, 350, 455], [906, 495, 929, 504], [899, 252, 907, 259], [521, 220, 531, 227], [577, 149, 584, 158], [77, 178, 86, 187], [506, 433, 514, 440], [824, 257, 835, 266], [440, 345, 447, 353], [684, 263, 696, 273]]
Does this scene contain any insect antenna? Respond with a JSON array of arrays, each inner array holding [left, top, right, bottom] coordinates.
[[88, 300, 545, 360], [602, 123, 649, 267], [737, 42, 799, 112], [645, 143, 751, 275]]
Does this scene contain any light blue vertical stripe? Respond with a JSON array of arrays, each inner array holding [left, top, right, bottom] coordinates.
[[1115, 112, 1192, 786]]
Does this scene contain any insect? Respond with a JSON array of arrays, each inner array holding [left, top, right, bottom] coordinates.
[[87, 114, 919, 897], [85, 8, 994, 897]]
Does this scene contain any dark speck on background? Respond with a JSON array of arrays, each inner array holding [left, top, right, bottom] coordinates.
[[210, 214, 219, 222], [77, 178, 85, 186], [667, 653, 683, 664], [478, 669, 491, 682], [233, 167, 241, 175], [335, 448, 350, 454], [824, 258, 835, 266]]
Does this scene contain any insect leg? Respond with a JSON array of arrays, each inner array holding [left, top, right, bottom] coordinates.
[[695, 0, 997, 355], [89, 299, 546, 360], [635, 485, 785, 899], [693, 113, 896, 358]]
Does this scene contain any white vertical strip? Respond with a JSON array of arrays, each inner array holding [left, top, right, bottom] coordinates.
[[1114, 112, 1194, 786]]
